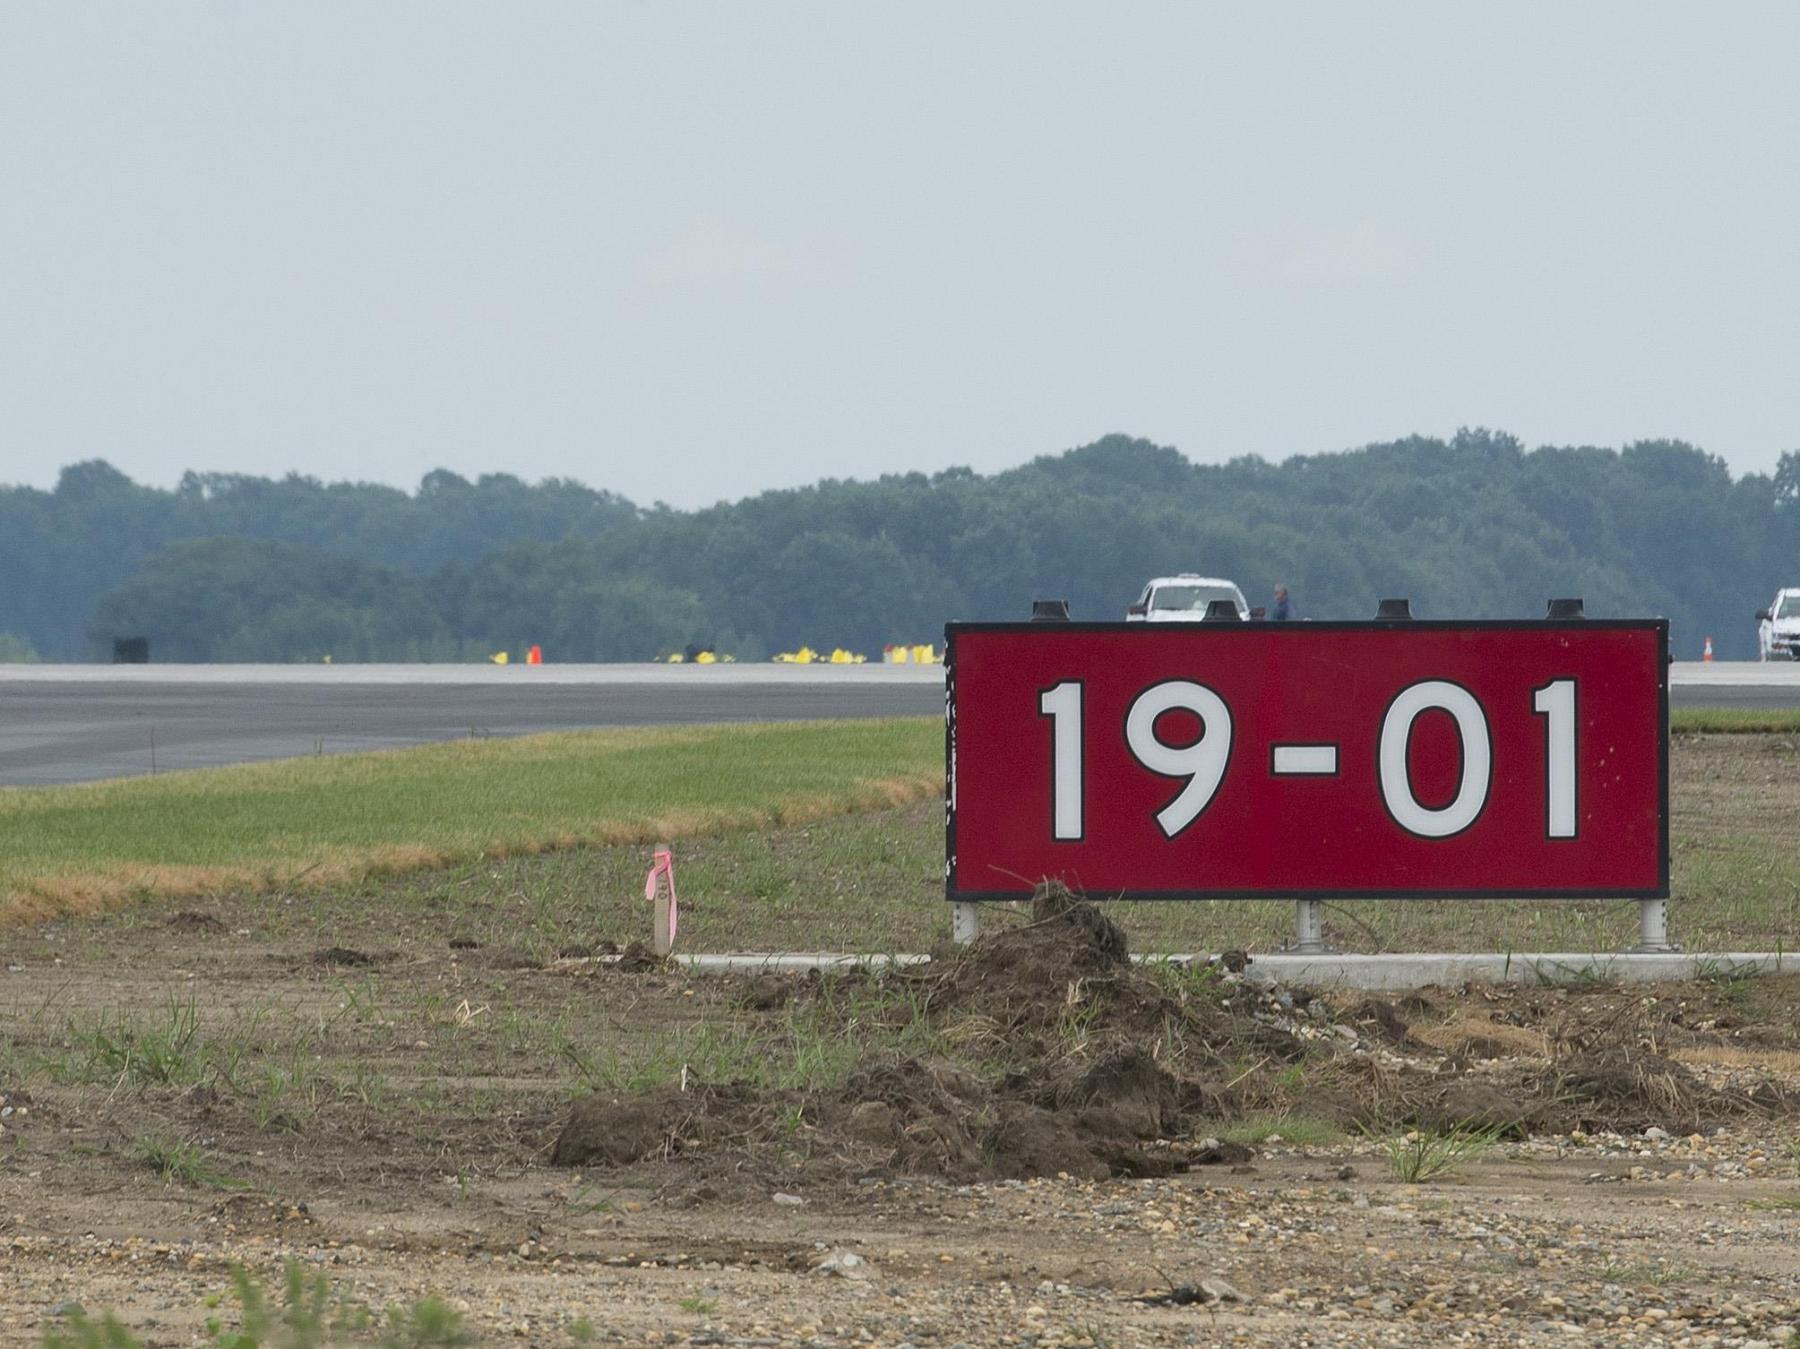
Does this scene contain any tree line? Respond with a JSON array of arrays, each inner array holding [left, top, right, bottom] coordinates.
[[3, 431, 1795, 664]]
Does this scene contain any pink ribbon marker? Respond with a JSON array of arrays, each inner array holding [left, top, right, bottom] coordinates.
[[644, 846, 678, 950]]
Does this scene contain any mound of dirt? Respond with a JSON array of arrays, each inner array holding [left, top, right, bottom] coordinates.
[[549, 884, 1789, 1188], [309, 946, 389, 968], [552, 1084, 763, 1168], [553, 1089, 685, 1168], [554, 884, 1278, 1184], [918, 882, 1282, 1060], [1345, 997, 1417, 1047], [1406, 1081, 1536, 1137], [1541, 1045, 1711, 1133], [926, 884, 1127, 1027]]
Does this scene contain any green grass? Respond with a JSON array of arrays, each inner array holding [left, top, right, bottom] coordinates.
[[1592, 1258, 1692, 1287], [40, 1310, 142, 1349], [202, 1263, 473, 1348], [0, 990, 411, 1139], [284, 774, 1789, 956], [1670, 707, 1800, 734], [1212, 1111, 1345, 1148], [130, 1135, 248, 1190], [1743, 1197, 1800, 1212], [42, 1261, 478, 1348], [0, 718, 938, 924], [72, 996, 207, 1087], [560, 972, 950, 1095], [1373, 1125, 1502, 1183], [5, 714, 1799, 955]]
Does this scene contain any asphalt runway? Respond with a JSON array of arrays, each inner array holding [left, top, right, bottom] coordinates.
[[0, 666, 943, 786], [0, 661, 1793, 787]]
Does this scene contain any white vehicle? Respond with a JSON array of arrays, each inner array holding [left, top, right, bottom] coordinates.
[[1126, 575, 1250, 621], [1756, 589, 1800, 661]]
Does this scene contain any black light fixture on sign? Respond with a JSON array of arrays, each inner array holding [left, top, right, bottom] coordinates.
[[1546, 597, 1586, 620], [1374, 598, 1414, 620], [1030, 599, 1071, 622], [1203, 599, 1245, 621]]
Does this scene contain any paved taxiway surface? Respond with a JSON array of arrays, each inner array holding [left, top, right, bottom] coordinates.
[[0, 661, 1793, 787], [0, 665, 943, 786]]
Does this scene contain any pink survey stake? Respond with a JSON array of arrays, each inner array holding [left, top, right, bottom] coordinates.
[[644, 847, 678, 948]]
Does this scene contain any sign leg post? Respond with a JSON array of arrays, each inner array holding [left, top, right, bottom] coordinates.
[[1292, 899, 1334, 954], [1631, 897, 1678, 953], [952, 901, 981, 946]]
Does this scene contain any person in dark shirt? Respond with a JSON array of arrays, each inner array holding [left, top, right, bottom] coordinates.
[[1271, 584, 1293, 621]]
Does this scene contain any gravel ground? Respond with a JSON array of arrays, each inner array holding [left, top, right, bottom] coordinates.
[[6, 1118, 1800, 1346], [5, 811, 1800, 1346]]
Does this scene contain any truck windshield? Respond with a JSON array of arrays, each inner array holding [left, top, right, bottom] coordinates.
[[1152, 585, 1240, 613], [1779, 595, 1800, 620]]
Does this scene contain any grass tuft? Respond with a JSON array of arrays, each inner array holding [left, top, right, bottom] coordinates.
[[1373, 1124, 1502, 1183], [1213, 1111, 1345, 1148], [204, 1261, 473, 1346], [1742, 1197, 1800, 1213], [131, 1135, 248, 1191], [41, 1310, 141, 1349], [1594, 1258, 1691, 1287]]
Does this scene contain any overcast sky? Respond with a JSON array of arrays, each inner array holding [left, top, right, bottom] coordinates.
[[4, 4, 1798, 508]]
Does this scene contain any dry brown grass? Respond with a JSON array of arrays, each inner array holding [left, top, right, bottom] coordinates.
[[1405, 1012, 1551, 1057], [1669, 1045, 1800, 1074]]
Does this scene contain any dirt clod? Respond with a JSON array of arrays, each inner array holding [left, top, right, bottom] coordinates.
[[613, 940, 664, 973], [552, 1087, 691, 1167], [309, 946, 384, 967]]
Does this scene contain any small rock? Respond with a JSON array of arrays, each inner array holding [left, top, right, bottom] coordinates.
[[815, 1249, 871, 1280], [772, 1192, 807, 1207]]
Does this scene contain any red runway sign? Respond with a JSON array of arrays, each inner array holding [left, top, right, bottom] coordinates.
[[946, 621, 1669, 901]]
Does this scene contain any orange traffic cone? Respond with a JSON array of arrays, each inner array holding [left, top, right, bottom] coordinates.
[[527, 645, 543, 666], [1703, 636, 1714, 662]]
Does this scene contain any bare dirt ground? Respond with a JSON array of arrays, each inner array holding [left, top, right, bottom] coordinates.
[[5, 874, 1800, 1347]]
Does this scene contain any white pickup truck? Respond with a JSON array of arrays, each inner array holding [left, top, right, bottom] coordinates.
[[1125, 575, 1250, 621], [1756, 589, 1800, 660]]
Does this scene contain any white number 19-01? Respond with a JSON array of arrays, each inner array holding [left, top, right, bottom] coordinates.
[[1040, 677, 1580, 843]]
